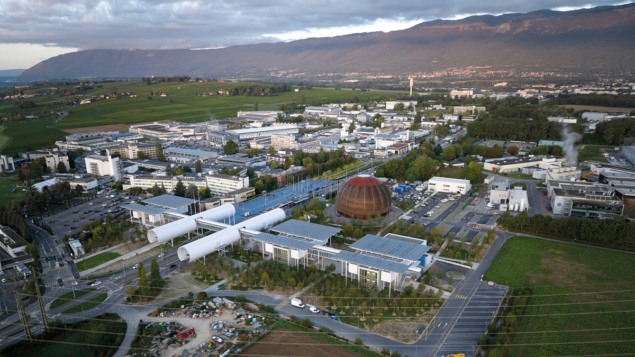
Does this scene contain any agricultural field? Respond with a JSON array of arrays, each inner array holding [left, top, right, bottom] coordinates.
[[1, 119, 67, 155], [57, 81, 388, 129], [484, 237, 635, 356]]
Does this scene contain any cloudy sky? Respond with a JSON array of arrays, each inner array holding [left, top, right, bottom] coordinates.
[[0, 0, 631, 70]]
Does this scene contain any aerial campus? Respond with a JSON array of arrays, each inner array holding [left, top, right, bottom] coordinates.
[[1, 2, 635, 357]]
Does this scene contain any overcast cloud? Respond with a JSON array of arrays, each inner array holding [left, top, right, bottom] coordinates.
[[0, 0, 631, 70]]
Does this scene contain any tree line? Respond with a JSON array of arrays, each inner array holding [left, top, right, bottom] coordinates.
[[141, 76, 191, 85], [554, 94, 635, 108], [497, 211, 635, 249], [593, 118, 635, 146], [281, 148, 356, 178], [227, 84, 291, 97]]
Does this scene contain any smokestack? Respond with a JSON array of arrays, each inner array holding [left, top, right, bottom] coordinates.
[[560, 126, 582, 165]]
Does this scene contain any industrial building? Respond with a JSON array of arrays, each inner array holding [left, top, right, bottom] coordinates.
[[21, 150, 70, 172], [483, 156, 565, 173], [548, 181, 623, 217], [427, 177, 471, 194], [85, 153, 123, 181], [226, 125, 298, 141], [0, 155, 15, 173], [489, 182, 529, 211], [144, 210, 428, 292], [164, 147, 218, 162]]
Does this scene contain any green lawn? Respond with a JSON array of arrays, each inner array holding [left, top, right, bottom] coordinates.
[[510, 182, 527, 190], [50, 288, 96, 309], [578, 146, 610, 163], [76, 251, 121, 272], [62, 293, 108, 313], [1, 120, 67, 155], [0, 178, 25, 207], [0, 126, 11, 151], [501, 172, 537, 180], [484, 237, 635, 356]]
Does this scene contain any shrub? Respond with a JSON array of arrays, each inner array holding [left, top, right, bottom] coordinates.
[[354, 337, 363, 345], [234, 295, 247, 303], [381, 347, 390, 355], [289, 315, 296, 323], [300, 318, 312, 328], [196, 292, 208, 301]]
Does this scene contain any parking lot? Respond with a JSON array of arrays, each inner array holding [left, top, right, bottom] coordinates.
[[434, 282, 508, 357]]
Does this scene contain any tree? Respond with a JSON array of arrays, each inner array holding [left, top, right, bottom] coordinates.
[[165, 164, 172, 176], [149, 258, 164, 288], [442, 146, 456, 161], [137, 151, 147, 160], [57, 161, 67, 173], [75, 184, 84, 195], [124, 285, 136, 300], [185, 184, 198, 199], [354, 337, 363, 345], [448, 276, 455, 285], [155, 141, 166, 161], [254, 102, 259, 111], [437, 269, 445, 280], [137, 264, 150, 300], [507, 145, 519, 156], [174, 179, 186, 197], [195, 160, 202, 173], [268, 146, 276, 153], [223, 140, 238, 155]]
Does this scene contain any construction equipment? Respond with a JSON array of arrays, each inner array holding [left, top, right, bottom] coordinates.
[[581, 170, 597, 182]]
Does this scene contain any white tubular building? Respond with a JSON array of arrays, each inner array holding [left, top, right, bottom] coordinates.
[[147, 204, 236, 244], [177, 208, 286, 262]]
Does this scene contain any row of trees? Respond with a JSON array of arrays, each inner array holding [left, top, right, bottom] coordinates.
[[6, 181, 84, 218], [497, 211, 635, 249], [141, 76, 191, 85], [0, 206, 32, 242], [593, 118, 635, 146], [467, 117, 583, 142], [479, 288, 532, 356], [125, 258, 165, 301], [554, 94, 635, 108], [226, 84, 291, 96], [237, 260, 325, 293], [281, 148, 356, 178]]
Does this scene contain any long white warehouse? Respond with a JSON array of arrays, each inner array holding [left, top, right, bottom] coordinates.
[[177, 208, 286, 262], [427, 177, 471, 194], [147, 204, 236, 243]]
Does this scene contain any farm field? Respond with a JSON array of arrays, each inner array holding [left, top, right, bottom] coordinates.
[[240, 324, 379, 357], [1, 120, 67, 155], [484, 237, 635, 356], [56, 81, 388, 129], [561, 104, 634, 113]]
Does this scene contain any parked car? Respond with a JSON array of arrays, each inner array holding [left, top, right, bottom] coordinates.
[[86, 280, 96, 286], [72, 281, 79, 286], [211, 335, 224, 344], [158, 253, 165, 258], [309, 306, 320, 314], [90, 281, 102, 287]]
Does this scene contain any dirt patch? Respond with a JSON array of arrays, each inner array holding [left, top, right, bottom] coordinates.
[[447, 271, 465, 280], [560, 105, 633, 113], [148, 265, 211, 304], [372, 319, 429, 343], [63, 120, 178, 134], [240, 328, 361, 357]]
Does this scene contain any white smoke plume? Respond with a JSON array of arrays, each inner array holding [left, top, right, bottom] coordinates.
[[561, 125, 582, 165]]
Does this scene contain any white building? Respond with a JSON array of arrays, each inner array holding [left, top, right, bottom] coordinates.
[[450, 90, 473, 98], [226, 125, 298, 141], [22, 150, 69, 172], [304, 107, 342, 116], [85, 154, 123, 181], [547, 117, 577, 124], [453, 106, 486, 115], [427, 177, 471, 194], [0, 155, 15, 172], [205, 174, 250, 195], [582, 112, 608, 121], [386, 100, 416, 110]]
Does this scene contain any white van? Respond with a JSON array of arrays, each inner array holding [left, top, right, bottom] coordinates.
[[291, 298, 305, 308]]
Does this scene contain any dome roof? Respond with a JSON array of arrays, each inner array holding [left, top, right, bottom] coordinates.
[[336, 175, 391, 219]]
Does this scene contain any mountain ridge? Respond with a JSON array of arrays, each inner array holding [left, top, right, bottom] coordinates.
[[18, 3, 635, 81]]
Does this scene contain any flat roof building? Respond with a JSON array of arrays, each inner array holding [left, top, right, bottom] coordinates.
[[428, 177, 471, 194], [226, 125, 298, 140]]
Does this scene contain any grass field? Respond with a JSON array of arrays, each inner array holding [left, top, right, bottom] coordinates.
[[76, 251, 121, 272], [484, 237, 635, 356], [0, 126, 11, 151], [1, 120, 67, 155], [62, 293, 108, 313], [49, 288, 96, 309], [0, 178, 25, 207], [578, 146, 609, 163], [56, 81, 388, 129]]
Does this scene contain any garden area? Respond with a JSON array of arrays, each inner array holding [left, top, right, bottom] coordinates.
[[0, 313, 126, 357], [301, 273, 444, 341], [229, 259, 326, 296], [481, 237, 635, 356]]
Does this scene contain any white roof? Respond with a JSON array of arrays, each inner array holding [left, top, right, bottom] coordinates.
[[227, 125, 297, 135], [429, 177, 470, 184]]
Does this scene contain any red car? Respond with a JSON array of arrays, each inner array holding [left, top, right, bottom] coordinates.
[[80, 216, 85, 219]]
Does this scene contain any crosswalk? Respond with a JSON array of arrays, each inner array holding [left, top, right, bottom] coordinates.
[[275, 300, 288, 310], [454, 294, 468, 299], [46, 266, 66, 272], [44, 277, 76, 288]]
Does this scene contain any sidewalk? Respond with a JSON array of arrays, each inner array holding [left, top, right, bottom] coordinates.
[[79, 242, 159, 277]]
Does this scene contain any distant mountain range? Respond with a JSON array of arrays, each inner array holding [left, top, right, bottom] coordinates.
[[0, 69, 24, 76], [18, 3, 635, 81]]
